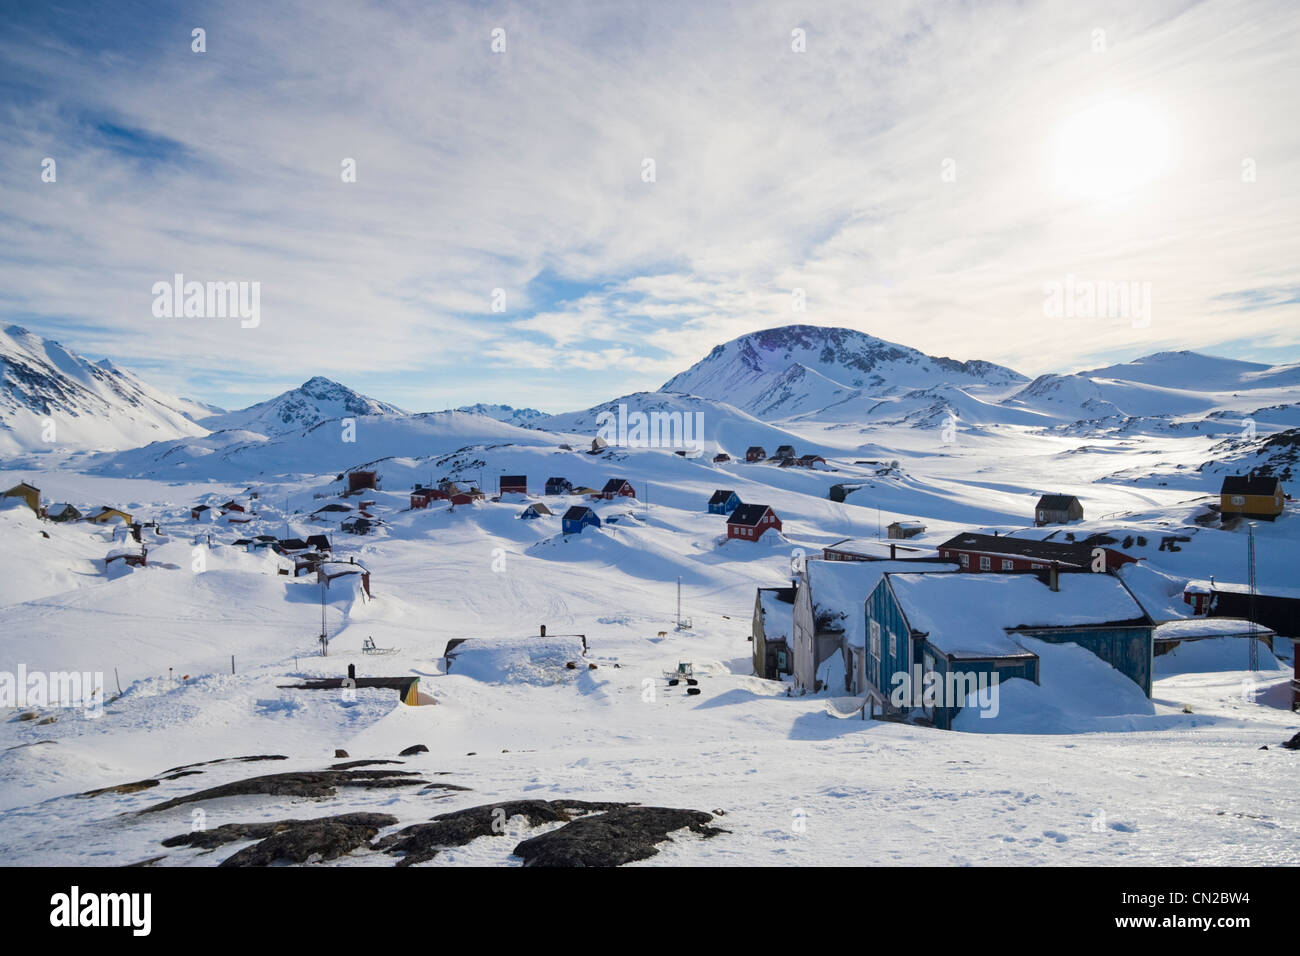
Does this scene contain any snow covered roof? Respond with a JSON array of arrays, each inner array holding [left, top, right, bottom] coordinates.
[[937, 532, 1092, 566], [1154, 618, 1275, 641], [885, 572, 1149, 660], [758, 588, 794, 644], [824, 537, 936, 560], [809, 559, 955, 650], [1185, 579, 1300, 600]]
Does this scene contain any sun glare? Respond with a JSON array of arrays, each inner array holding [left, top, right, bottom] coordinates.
[[1051, 98, 1173, 200]]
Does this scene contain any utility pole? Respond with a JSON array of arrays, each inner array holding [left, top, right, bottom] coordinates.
[[318, 576, 329, 657], [1248, 524, 1259, 672]]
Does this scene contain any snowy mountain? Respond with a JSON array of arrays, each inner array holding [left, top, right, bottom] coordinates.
[[198, 376, 406, 437], [661, 325, 1027, 420], [0, 324, 211, 456], [452, 403, 549, 428]]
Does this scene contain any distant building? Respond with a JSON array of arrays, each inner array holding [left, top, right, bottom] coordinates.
[[499, 475, 527, 495], [191, 504, 212, 521], [520, 502, 552, 519], [1184, 579, 1300, 636], [47, 503, 81, 523], [887, 520, 926, 540], [1034, 494, 1083, 526], [562, 505, 601, 535], [936, 532, 1135, 574], [600, 478, 635, 499], [774, 444, 797, 460], [305, 534, 332, 552], [544, 477, 572, 495], [707, 490, 741, 515], [341, 516, 373, 535], [88, 507, 132, 525], [823, 537, 937, 562], [347, 470, 378, 493], [713, 453, 731, 463], [1219, 474, 1285, 520], [796, 454, 826, 468], [745, 446, 767, 462], [590, 436, 608, 454], [219, 499, 246, 514], [726, 504, 781, 541], [105, 547, 147, 569]]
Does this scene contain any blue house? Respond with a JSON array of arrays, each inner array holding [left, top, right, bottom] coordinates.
[[851, 570, 1153, 729], [520, 502, 553, 520], [707, 489, 741, 515], [562, 505, 601, 535]]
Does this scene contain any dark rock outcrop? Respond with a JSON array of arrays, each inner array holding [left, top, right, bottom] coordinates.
[[513, 806, 725, 867]]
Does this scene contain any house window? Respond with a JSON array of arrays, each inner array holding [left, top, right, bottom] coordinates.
[[1031, 563, 1044, 569], [869, 620, 881, 659], [888, 630, 896, 658], [1001, 559, 1014, 570], [979, 556, 991, 571], [959, 554, 969, 568], [1231, 495, 1245, 506]]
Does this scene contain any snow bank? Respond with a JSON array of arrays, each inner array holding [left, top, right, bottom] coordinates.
[[444, 635, 587, 685], [1154, 637, 1285, 675]]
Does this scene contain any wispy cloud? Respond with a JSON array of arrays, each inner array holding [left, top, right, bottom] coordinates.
[[1, 0, 1298, 412]]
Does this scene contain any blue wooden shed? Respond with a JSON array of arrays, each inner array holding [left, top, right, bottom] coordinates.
[[562, 505, 601, 535], [707, 489, 741, 515]]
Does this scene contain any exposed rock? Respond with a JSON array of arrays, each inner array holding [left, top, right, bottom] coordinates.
[[220, 816, 394, 867], [513, 806, 725, 867], [398, 745, 428, 756], [378, 799, 625, 867], [163, 812, 398, 850], [161, 755, 288, 774], [82, 778, 161, 797], [1283, 732, 1300, 751], [14, 711, 39, 722], [330, 759, 404, 770], [140, 769, 425, 814], [334, 749, 349, 758], [37, 716, 57, 726]]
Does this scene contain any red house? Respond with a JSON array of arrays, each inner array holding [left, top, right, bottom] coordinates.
[[347, 470, 378, 493], [600, 478, 635, 499], [936, 532, 1136, 573], [745, 446, 766, 462], [499, 475, 527, 495], [726, 504, 782, 541]]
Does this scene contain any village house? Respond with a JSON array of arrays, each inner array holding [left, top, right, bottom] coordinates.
[[88, 506, 132, 525], [571, 485, 600, 496], [600, 478, 635, 500], [936, 532, 1136, 573], [47, 503, 81, 523], [726, 503, 781, 541], [1218, 474, 1285, 520], [1034, 493, 1084, 526], [590, 436, 608, 454], [745, 446, 767, 462], [797, 454, 827, 468], [823, 537, 938, 562], [312, 502, 353, 517], [1184, 579, 1300, 636], [191, 504, 212, 521], [790, 559, 956, 694], [105, 546, 147, 570], [318, 557, 372, 599], [544, 477, 572, 495], [773, 444, 797, 460], [562, 505, 601, 535], [341, 516, 373, 535], [887, 520, 926, 540], [499, 475, 527, 495], [1153, 618, 1276, 657], [1, 482, 41, 516], [713, 453, 731, 463], [707, 489, 741, 515], [305, 533, 331, 552], [219, 499, 246, 514], [751, 585, 796, 679], [854, 570, 1154, 729], [346, 470, 379, 493], [520, 502, 552, 519]]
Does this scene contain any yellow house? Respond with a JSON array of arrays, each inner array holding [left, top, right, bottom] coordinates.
[[88, 506, 133, 525], [1, 482, 41, 516], [1219, 474, 1285, 520]]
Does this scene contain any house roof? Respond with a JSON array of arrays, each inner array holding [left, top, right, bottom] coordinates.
[[1035, 494, 1080, 510], [312, 503, 352, 513], [888, 520, 926, 530], [523, 502, 553, 515], [305, 534, 331, 550], [601, 478, 630, 493], [1154, 617, 1276, 641], [758, 587, 796, 644], [936, 532, 1092, 567], [746, 446, 766, 453], [545, 477, 569, 485], [192, 504, 211, 512], [501, 475, 527, 485], [728, 503, 774, 527], [824, 537, 937, 560], [1220, 474, 1282, 495], [277, 538, 309, 550], [563, 505, 595, 521], [885, 572, 1148, 659], [810, 559, 956, 649], [708, 489, 738, 505]]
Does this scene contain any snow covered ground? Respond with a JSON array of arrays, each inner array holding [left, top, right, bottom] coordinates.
[[1, 394, 1297, 866]]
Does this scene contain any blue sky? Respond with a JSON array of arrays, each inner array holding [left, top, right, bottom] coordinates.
[[2, 0, 1299, 413]]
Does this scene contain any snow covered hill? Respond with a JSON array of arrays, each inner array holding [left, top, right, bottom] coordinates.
[[661, 325, 1027, 419], [0, 325, 211, 456], [199, 376, 406, 437]]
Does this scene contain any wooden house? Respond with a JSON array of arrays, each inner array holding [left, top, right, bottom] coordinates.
[[774, 444, 797, 460], [219, 499, 246, 514], [545, 477, 572, 495], [600, 478, 635, 499], [797, 454, 827, 468], [346, 470, 378, 493], [1152, 618, 1276, 658], [726, 504, 781, 541], [713, 453, 731, 463], [520, 502, 552, 519], [855, 571, 1154, 728], [571, 485, 600, 496], [887, 520, 926, 540], [745, 446, 766, 462], [823, 537, 937, 562], [410, 487, 433, 509], [590, 436, 608, 454], [105, 547, 147, 570], [707, 489, 741, 515], [562, 505, 601, 535], [341, 516, 372, 535], [1034, 494, 1083, 526], [305, 534, 332, 552], [1219, 474, 1285, 520], [751, 586, 796, 679], [88, 507, 132, 525], [1184, 579, 1300, 636], [47, 503, 81, 523], [191, 504, 212, 521], [936, 532, 1135, 574], [318, 558, 372, 599], [1, 482, 41, 516], [499, 475, 527, 495]]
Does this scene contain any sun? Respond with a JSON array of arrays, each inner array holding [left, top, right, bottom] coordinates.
[[1050, 98, 1173, 199]]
